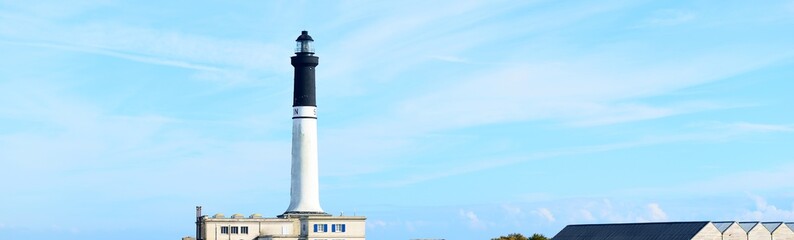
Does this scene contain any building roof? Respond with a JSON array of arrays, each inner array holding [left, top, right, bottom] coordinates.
[[739, 222, 759, 232], [712, 221, 735, 233], [762, 222, 782, 232], [552, 222, 711, 240]]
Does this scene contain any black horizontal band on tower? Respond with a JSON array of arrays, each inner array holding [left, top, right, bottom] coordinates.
[[292, 55, 319, 107], [292, 116, 317, 119]]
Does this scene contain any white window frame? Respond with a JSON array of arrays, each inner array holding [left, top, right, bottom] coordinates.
[[314, 224, 329, 232]]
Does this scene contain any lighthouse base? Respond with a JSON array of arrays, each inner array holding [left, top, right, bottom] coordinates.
[[278, 211, 331, 218]]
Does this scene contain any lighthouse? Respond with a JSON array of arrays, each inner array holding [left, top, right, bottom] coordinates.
[[283, 30, 328, 216], [191, 31, 365, 240]]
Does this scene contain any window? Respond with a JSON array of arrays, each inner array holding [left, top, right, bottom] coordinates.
[[220, 226, 229, 234], [331, 224, 346, 232], [241, 226, 249, 234], [314, 224, 328, 232], [231, 226, 239, 234]]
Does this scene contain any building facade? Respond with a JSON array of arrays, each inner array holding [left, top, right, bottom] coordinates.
[[715, 221, 746, 240], [198, 214, 365, 240], [740, 222, 772, 240], [768, 223, 794, 240]]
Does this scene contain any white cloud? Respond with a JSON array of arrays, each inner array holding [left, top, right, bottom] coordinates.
[[459, 209, 487, 230], [580, 209, 596, 221], [502, 204, 529, 227], [335, 42, 792, 151], [533, 208, 556, 222], [50, 224, 80, 234], [404, 220, 433, 233], [743, 195, 794, 220], [503, 204, 523, 217], [616, 163, 794, 197], [570, 198, 673, 223], [647, 203, 668, 221], [319, 28, 794, 185], [367, 220, 388, 229]]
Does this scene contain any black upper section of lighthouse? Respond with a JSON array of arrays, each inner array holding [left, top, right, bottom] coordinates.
[[292, 31, 318, 107]]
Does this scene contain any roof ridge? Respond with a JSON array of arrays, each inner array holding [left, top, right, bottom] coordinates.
[[568, 221, 710, 226]]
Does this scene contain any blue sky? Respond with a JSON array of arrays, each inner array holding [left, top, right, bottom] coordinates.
[[1, 0, 794, 239]]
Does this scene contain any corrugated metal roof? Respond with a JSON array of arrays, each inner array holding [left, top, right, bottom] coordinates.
[[739, 222, 759, 232], [762, 222, 782, 232], [712, 221, 736, 232], [551, 222, 711, 240]]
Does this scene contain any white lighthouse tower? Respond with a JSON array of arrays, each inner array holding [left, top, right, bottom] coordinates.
[[283, 30, 328, 216]]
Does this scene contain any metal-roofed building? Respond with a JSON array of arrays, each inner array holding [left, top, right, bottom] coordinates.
[[711, 222, 733, 233], [552, 221, 794, 240], [713, 221, 745, 240], [763, 223, 783, 233], [551, 221, 721, 240], [740, 222, 771, 240], [713, 222, 734, 233], [767, 223, 794, 240]]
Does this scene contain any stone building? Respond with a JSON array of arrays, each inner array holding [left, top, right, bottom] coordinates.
[[714, 221, 747, 240], [552, 221, 794, 240], [197, 213, 365, 240], [767, 223, 794, 240], [740, 222, 771, 240]]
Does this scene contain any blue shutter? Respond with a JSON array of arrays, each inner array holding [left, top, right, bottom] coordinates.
[[332, 224, 336, 232], [342, 224, 346, 232], [313, 224, 317, 232]]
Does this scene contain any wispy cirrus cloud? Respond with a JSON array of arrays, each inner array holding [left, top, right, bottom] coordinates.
[[611, 162, 794, 198], [534, 208, 556, 222], [353, 119, 793, 188], [0, 5, 289, 85], [0, 39, 225, 72], [709, 122, 794, 133], [332, 42, 792, 144], [0, 77, 293, 228], [316, 33, 794, 185], [635, 9, 696, 28]]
